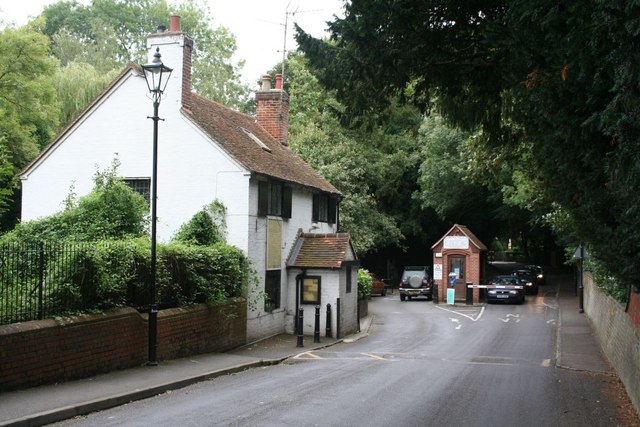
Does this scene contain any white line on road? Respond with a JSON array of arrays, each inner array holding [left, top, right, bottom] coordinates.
[[436, 305, 485, 322]]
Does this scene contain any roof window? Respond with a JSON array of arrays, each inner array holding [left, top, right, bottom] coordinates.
[[241, 127, 271, 152]]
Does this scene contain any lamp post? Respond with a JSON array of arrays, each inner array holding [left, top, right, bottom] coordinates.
[[141, 47, 172, 366]]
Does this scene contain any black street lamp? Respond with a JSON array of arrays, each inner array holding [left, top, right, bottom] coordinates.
[[141, 47, 172, 366]]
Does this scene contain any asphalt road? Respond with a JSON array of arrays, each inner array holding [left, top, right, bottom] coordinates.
[[53, 280, 625, 427]]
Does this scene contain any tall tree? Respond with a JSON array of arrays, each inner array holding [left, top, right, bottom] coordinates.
[[0, 19, 60, 230], [42, 0, 251, 111], [297, 0, 640, 294], [283, 53, 404, 254]]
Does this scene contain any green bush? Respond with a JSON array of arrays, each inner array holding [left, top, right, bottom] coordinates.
[[3, 161, 148, 245], [0, 164, 251, 322], [172, 200, 227, 246], [357, 268, 372, 300], [159, 242, 248, 307]]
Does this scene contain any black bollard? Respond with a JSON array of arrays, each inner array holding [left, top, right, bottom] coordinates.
[[297, 307, 304, 347], [466, 282, 473, 305], [433, 283, 439, 304], [314, 305, 321, 343], [336, 298, 341, 340], [326, 304, 332, 338]]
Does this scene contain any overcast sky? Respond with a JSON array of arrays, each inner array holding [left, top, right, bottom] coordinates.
[[0, 0, 345, 87]]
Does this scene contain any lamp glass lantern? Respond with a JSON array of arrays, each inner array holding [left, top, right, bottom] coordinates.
[[142, 47, 173, 101]]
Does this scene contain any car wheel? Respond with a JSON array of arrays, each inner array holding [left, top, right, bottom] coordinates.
[[400, 294, 406, 301]]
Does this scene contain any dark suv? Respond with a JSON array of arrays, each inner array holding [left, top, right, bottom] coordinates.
[[399, 266, 433, 301]]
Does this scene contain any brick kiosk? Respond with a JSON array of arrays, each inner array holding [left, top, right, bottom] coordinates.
[[431, 224, 487, 304]]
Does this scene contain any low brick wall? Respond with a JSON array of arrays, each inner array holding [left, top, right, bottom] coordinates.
[[584, 274, 640, 413], [0, 299, 246, 392]]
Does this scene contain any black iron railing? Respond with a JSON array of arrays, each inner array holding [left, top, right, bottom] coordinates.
[[0, 242, 149, 325]]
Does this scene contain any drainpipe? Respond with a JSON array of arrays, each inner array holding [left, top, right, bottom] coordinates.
[[295, 269, 306, 334]]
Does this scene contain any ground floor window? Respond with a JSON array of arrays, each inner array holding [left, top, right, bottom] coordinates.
[[265, 270, 281, 312], [123, 178, 151, 204]]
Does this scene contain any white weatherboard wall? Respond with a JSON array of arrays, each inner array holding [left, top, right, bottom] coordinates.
[[245, 185, 337, 342]]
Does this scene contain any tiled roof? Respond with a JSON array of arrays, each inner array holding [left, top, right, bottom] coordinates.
[[21, 65, 341, 197], [431, 224, 488, 251], [287, 232, 357, 269], [184, 94, 340, 195]]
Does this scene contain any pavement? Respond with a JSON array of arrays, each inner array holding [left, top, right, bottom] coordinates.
[[0, 271, 611, 427]]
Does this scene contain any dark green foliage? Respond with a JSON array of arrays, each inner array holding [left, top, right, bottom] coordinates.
[[3, 162, 148, 245], [296, 0, 640, 297], [172, 201, 227, 246], [0, 168, 249, 323], [357, 268, 372, 300], [0, 238, 250, 324], [159, 242, 247, 307]]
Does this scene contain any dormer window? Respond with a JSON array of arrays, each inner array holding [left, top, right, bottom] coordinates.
[[241, 127, 271, 152]]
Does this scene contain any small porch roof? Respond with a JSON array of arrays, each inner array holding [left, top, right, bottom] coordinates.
[[287, 231, 358, 270]]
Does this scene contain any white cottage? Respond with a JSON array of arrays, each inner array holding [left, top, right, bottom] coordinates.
[[19, 16, 357, 343]]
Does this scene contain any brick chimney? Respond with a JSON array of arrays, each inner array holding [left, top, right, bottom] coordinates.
[[255, 73, 289, 146], [147, 15, 193, 110]]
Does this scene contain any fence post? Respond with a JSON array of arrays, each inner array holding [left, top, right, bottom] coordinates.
[[325, 303, 332, 338], [38, 241, 45, 320]]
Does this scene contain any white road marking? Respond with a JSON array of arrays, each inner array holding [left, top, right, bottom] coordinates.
[[293, 351, 322, 360], [500, 313, 521, 323], [435, 305, 485, 322], [361, 353, 388, 361]]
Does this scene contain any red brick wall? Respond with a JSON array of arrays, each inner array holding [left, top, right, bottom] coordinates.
[[181, 37, 193, 110], [0, 299, 246, 392], [255, 90, 289, 145]]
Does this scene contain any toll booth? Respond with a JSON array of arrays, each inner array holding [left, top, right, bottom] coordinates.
[[431, 224, 487, 304]]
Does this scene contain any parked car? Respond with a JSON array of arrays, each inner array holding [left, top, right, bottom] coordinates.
[[512, 268, 538, 295], [486, 275, 525, 303], [524, 264, 546, 286], [399, 266, 433, 301], [369, 273, 387, 296]]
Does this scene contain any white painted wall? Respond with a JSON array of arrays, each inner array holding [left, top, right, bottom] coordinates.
[[21, 71, 248, 243], [245, 183, 338, 342], [20, 29, 343, 344], [283, 267, 357, 338], [339, 267, 359, 336]]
